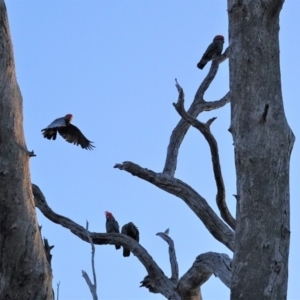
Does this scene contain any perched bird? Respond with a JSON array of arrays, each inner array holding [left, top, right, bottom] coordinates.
[[41, 114, 95, 150], [197, 35, 224, 70], [105, 211, 120, 250], [121, 222, 139, 257]]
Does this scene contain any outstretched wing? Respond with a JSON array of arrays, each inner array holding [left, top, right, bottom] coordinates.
[[41, 117, 66, 140], [41, 128, 58, 140], [58, 124, 95, 150], [45, 117, 66, 129]]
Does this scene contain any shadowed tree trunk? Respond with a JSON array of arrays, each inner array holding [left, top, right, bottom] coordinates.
[[228, 1, 294, 299], [0, 1, 53, 299]]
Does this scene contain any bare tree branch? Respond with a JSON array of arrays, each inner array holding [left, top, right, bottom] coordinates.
[[163, 48, 230, 176], [173, 81, 235, 230], [82, 272, 95, 299], [32, 184, 180, 299], [114, 162, 234, 251], [156, 231, 179, 282], [56, 282, 60, 300], [176, 252, 232, 300], [82, 221, 98, 300]]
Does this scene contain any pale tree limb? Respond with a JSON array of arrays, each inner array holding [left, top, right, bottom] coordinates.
[[156, 230, 179, 282], [163, 48, 230, 176], [82, 221, 98, 300], [173, 80, 235, 230], [176, 252, 232, 300], [32, 184, 180, 300], [114, 163, 234, 251]]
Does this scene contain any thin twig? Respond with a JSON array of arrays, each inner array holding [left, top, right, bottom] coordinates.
[[82, 221, 98, 300], [56, 282, 60, 300], [156, 230, 179, 282]]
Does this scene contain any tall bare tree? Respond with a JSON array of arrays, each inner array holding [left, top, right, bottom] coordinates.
[[227, 1, 294, 299], [0, 1, 53, 299], [0, 0, 294, 299]]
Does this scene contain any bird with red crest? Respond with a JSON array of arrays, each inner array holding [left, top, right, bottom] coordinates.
[[105, 211, 121, 250], [41, 114, 95, 150]]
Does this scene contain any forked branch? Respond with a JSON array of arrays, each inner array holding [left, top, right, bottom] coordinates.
[[173, 81, 235, 230], [156, 230, 179, 282], [163, 47, 230, 176], [114, 162, 234, 251]]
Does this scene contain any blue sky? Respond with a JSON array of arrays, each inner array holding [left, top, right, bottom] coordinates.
[[5, 1, 299, 299]]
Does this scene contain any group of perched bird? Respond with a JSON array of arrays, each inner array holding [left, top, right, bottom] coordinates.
[[41, 35, 223, 151], [105, 211, 139, 257]]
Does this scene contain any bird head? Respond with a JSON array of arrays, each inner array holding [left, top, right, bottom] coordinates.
[[213, 35, 224, 42], [64, 114, 73, 122], [105, 211, 114, 219]]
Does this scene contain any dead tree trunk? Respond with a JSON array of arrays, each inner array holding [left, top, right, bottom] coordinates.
[[228, 1, 294, 299], [0, 1, 53, 299]]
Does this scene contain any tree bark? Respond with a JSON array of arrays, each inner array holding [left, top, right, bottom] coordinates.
[[228, 1, 294, 299], [0, 1, 53, 299]]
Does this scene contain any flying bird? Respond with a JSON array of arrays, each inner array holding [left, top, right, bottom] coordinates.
[[41, 114, 95, 150], [105, 211, 120, 250], [121, 222, 139, 257], [197, 35, 224, 70]]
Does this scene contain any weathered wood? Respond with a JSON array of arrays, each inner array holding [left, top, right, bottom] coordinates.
[[177, 252, 232, 300], [174, 80, 235, 230], [156, 231, 179, 282], [163, 49, 230, 176], [0, 1, 53, 299], [228, 0, 294, 299], [114, 162, 235, 251]]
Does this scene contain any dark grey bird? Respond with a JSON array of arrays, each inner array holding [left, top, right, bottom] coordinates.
[[197, 35, 224, 69], [121, 222, 139, 257], [105, 211, 120, 250]]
